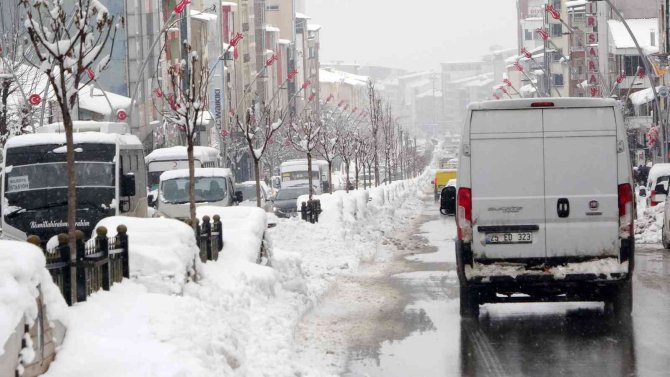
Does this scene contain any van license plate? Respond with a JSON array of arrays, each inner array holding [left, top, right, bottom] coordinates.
[[486, 232, 532, 244]]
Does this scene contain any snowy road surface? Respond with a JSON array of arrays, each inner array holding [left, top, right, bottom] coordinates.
[[296, 197, 670, 377]]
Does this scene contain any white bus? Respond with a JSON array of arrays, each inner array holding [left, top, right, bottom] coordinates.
[[145, 146, 220, 191], [2, 132, 147, 244], [279, 159, 329, 194]]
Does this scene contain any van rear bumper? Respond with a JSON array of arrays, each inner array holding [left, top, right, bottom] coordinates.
[[455, 241, 631, 297]]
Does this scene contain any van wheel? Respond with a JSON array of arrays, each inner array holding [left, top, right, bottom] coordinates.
[[663, 226, 670, 249], [460, 285, 480, 318], [606, 280, 633, 319]]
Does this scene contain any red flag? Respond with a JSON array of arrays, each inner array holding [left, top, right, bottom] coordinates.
[[174, 0, 191, 14], [86, 68, 95, 80], [501, 87, 508, 95], [514, 61, 524, 72], [352, 107, 358, 113], [265, 54, 278, 67], [153, 88, 164, 98], [615, 71, 626, 84], [535, 28, 549, 41], [546, 4, 561, 20], [167, 94, 177, 111], [233, 45, 239, 60], [337, 100, 345, 107], [221, 129, 230, 138], [302, 80, 311, 89], [521, 47, 532, 60], [326, 94, 334, 102], [287, 69, 298, 80], [590, 86, 600, 97], [230, 32, 243, 47], [503, 78, 513, 87], [308, 93, 316, 102], [637, 67, 646, 79]]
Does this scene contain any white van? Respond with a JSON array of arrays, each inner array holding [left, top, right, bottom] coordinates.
[[154, 168, 241, 220], [145, 146, 220, 191], [645, 163, 670, 207], [456, 98, 634, 318]]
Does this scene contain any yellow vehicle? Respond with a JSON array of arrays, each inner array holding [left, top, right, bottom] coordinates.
[[433, 169, 457, 201]]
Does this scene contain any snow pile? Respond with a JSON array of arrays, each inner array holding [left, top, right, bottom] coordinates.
[[39, 179, 423, 377], [196, 206, 267, 263], [94, 217, 201, 294], [635, 201, 664, 244], [0, 241, 68, 355]]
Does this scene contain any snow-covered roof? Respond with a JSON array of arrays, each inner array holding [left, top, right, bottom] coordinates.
[[160, 168, 233, 181], [566, 0, 587, 8], [629, 86, 662, 107], [307, 24, 322, 32], [190, 9, 217, 22], [295, 12, 310, 19], [77, 85, 131, 116], [278, 39, 292, 45], [37, 121, 129, 134], [5, 132, 141, 149], [319, 68, 368, 87], [608, 18, 658, 53], [220, 2, 238, 9], [146, 146, 220, 163], [265, 25, 280, 32]]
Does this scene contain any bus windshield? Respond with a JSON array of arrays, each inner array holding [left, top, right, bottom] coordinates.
[[161, 177, 228, 204], [281, 171, 319, 181], [5, 162, 115, 193]]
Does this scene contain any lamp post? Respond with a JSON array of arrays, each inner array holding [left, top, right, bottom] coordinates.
[[588, 0, 667, 162]]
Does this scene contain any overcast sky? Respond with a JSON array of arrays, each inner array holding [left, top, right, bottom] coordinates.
[[307, 0, 519, 72]]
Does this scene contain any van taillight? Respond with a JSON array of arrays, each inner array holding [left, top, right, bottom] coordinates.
[[531, 102, 555, 107], [618, 183, 633, 238], [650, 190, 659, 206], [457, 187, 473, 242]]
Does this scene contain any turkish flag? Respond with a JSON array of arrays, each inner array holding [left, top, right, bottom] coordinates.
[[174, 0, 191, 14]]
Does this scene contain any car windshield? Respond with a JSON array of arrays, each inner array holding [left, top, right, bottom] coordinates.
[[276, 188, 308, 200], [237, 185, 258, 201], [160, 177, 228, 204]]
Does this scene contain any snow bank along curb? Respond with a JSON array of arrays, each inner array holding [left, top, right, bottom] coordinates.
[[0, 241, 68, 377], [635, 201, 664, 244], [34, 179, 421, 377]]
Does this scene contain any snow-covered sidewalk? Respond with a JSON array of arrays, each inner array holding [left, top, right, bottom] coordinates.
[[37, 179, 423, 377]]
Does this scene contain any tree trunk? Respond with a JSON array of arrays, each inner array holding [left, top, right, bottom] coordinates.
[[354, 154, 359, 190], [328, 161, 333, 194], [187, 143, 197, 230], [0, 82, 9, 137], [254, 159, 262, 207], [307, 152, 313, 199], [345, 160, 350, 193]]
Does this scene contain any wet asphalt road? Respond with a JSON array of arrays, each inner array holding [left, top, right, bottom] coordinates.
[[341, 202, 670, 377]]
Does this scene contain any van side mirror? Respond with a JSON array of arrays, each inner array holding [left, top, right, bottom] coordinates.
[[121, 174, 136, 197], [234, 190, 243, 203]]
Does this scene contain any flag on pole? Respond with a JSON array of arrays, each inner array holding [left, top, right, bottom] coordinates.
[[514, 61, 524, 72], [535, 28, 549, 41]]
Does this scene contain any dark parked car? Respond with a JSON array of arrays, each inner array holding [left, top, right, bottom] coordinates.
[[440, 183, 456, 216], [272, 186, 311, 218]]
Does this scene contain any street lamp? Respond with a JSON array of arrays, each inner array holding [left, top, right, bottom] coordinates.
[[588, 0, 667, 162]]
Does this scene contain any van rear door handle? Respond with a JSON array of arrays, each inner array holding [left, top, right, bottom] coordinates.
[[557, 198, 570, 218]]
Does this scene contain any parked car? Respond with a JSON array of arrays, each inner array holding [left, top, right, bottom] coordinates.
[[456, 98, 634, 318], [236, 181, 272, 212], [646, 163, 670, 206], [440, 179, 457, 216], [154, 168, 242, 220], [272, 186, 311, 218]]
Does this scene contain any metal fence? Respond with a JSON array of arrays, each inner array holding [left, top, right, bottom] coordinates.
[[27, 225, 129, 306], [300, 199, 322, 223]]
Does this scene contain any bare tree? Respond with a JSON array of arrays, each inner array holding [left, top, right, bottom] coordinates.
[[22, 0, 117, 248], [152, 41, 210, 227], [317, 106, 345, 194], [368, 81, 381, 186], [287, 108, 321, 199]]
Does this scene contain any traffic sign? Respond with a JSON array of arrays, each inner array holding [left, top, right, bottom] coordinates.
[[659, 86, 669, 98], [28, 93, 41, 106], [116, 109, 127, 121]]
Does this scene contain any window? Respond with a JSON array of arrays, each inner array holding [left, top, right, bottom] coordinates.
[[550, 23, 563, 37], [553, 74, 564, 87], [524, 29, 533, 41], [552, 0, 561, 8], [624, 55, 642, 76]]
